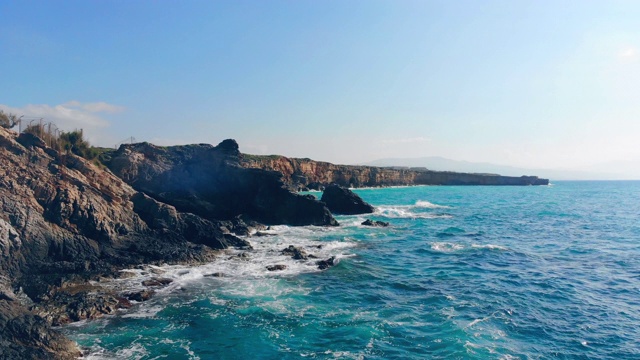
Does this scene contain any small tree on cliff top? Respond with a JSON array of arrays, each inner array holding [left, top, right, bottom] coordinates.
[[58, 130, 98, 159], [0, 110, 19, 129]]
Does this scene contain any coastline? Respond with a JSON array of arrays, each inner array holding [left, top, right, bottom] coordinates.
[[0, 128, 551, 358]]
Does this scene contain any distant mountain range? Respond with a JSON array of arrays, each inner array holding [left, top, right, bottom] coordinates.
[[364, 156, 640, 181]]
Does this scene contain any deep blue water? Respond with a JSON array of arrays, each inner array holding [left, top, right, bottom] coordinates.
[[64, 181, 640, 359]]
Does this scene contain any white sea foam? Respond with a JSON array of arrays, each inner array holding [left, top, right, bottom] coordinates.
[[373, 199, 452, 219], [375, 206, 452, 220], [430, 242, 465, 252], [86, 343, 148, 360], [414, 200, 451, 209], [471, 244, 508, 251], [93, 224, 359, 322], [430, 242, 508, 253], [121, 305, 164, 319]]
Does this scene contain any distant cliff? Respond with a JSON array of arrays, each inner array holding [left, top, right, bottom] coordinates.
[[241, 155, 549, 189]]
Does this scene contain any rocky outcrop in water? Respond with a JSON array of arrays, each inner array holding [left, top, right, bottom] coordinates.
[[241, 155, 550, 189], [106, 140, 337, 226], [320, 184, 375, 215], [361, 219, 389, 227]]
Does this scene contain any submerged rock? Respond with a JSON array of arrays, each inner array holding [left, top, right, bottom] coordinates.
[[316, 257, 336, 270], [266, 265, 287, 271], [204, 272, 227, 278], [125, 290, 155, 302], [320, 184, 375, 215], [281, 245, 308, 260], [141, 278, 173, 287], [361, 219, 389, 227]]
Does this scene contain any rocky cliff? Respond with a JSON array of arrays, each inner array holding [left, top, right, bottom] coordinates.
[[0, 130, 336, 358], [105, 140, 337, 226], [241, 155, 550, 189]]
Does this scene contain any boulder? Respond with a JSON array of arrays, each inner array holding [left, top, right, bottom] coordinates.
[[320, 184, 375, 215], [125, 290, 155, 302], [204, 272, 227, 278], [361, 219, 389, 227], [266, 265, 287, 271], [316, 256, 336, 270], [141, 278, 173, 287], [281, 245, 308, 260]]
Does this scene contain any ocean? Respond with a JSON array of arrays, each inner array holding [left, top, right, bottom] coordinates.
[[62, 181, 640, 359]]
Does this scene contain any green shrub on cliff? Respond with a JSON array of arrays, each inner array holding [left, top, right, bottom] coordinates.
[[0, 110, 19, 129], [23, 124, 99, 160], [58, 130, 98, 159]]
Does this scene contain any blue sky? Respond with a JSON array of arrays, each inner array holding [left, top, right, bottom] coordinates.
[[1, 0, 639, 174]]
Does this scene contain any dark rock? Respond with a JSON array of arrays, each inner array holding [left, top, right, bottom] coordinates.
[[320, 184, 375, 215], [0, 300, 82, 360], [30, 286, 131, 327], [107, 140, 338, 226], [125, 290, 155, 302], [204, 272, 227, 278], [316, 256, 336, 270], [281, 245, 308, 260], [361, 219, 389, 227], [236, 252, 251, 260], [253, 231, 274, 237], [218, 215, 266, 237], [266, 265, 287, 271], [141, 278, 173, 287]]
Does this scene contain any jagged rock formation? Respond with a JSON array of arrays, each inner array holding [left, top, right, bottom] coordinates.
[[106, 140, 337, 226], [320, 184, 375, 215], [241, 155, 550, 190], [0, 128, 272, 359]]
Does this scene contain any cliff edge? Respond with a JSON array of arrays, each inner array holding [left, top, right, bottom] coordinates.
[[241, 155, 549, 190]]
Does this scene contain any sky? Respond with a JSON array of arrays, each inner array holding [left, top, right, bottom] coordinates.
[[1, 0, 639, 176]]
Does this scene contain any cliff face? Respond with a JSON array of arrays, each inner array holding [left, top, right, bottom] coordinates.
[[106, 140, 337, 226], [241, 155, 549, 189], [0, 130, 259, 359]]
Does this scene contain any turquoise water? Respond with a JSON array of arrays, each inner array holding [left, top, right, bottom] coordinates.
[[64, 181, 640, 359]]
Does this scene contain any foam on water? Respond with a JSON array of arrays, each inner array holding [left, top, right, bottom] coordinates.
[[429, 242, 508, 253], [430, 242, 465, 252], [414, 200, 451, 209], [63, 181, 640, 360], [113, 226, 355, 289], [372, 198, 453, 219]]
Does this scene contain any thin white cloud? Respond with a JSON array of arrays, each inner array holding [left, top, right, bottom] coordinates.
[[382, 136, 430, 145], [618, 46, 639, 62], [62, 100, 125, 114], [0, 101, 124, 130], [0, 101, 125, 147]]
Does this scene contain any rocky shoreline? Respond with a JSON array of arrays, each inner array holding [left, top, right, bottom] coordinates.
[[0, 126, 549, 358]]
